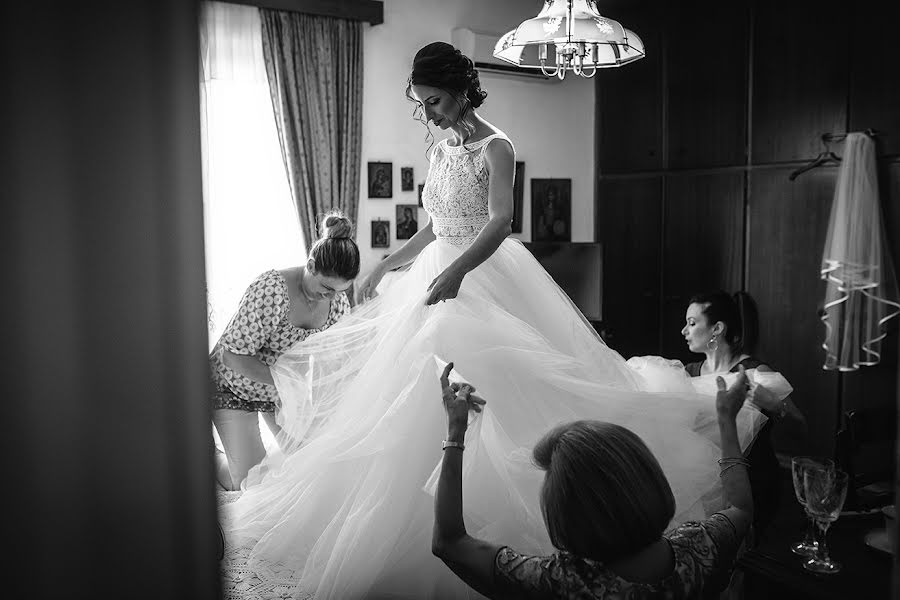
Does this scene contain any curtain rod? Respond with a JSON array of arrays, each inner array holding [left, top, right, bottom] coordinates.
[[218, 0, 383, 25]]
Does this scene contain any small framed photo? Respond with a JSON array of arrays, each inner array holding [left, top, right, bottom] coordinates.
[[417, 183, 425, 207], [531, 178, 571, 242], [368, 162, 392, 198], [512, 161, 525, 233], [371, 220, 390, 248], [401, 167, 414, 191], [396, 204, 419, 240]]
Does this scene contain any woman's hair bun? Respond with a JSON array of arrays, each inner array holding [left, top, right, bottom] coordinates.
[[320, 211, 353, 240]]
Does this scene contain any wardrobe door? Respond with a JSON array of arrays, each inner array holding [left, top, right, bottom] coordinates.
[[597, 177, 662, 358], [595, 8, 663, 173], [751, 0, 848, 164], [665, 1, 749, 169], [840, 162, 900, 437], [747, 167, 841, 456], [661, 172, 744, 362], [849, 5, 900, 157]]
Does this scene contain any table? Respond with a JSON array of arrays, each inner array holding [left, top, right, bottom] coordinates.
[[737, 471, 893, 599]]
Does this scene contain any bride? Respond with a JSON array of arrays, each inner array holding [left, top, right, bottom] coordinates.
[[221, 42, 767, 600]]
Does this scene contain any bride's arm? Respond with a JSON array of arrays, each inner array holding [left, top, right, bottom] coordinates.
[[424, 140, 514, 305], [379, 217, 436, 272], [356, 220, 436, 302]]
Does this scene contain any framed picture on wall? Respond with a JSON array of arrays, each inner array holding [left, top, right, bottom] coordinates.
[[530, 178, 571, 242], [512, 161, 525, 233], [401, 167, 414, 191], [371, 220, 390, 248], [368, 162, 392, 198], [396, 204, 419, 239]]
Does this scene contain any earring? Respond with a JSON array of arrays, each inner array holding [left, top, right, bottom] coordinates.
[[707, 334, 719, 352]]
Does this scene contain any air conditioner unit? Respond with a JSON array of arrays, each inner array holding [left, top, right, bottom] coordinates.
[[451, 27, 550, 80]]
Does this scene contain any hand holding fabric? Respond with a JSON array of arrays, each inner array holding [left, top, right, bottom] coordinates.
[[439, 362, 485, 434], [426, 266, 465, 305], [356, 264, 386, 303], [716, 365, 749, 423], [746, 382, 780, 413]]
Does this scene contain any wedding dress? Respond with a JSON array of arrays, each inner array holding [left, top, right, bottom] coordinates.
[[220, 132, 766, 599]]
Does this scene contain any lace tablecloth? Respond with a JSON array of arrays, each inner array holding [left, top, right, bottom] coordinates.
[[218, 491, 310, 600]]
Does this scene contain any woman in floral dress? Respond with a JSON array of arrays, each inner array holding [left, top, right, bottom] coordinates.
[[209, 212, 358, 490]]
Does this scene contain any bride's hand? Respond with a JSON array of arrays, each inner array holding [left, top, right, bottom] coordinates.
[[356, 264, 386, 304], [426, 266, 465, 305]]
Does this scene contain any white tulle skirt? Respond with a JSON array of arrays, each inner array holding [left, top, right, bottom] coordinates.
[[220, 237, 765, 600]]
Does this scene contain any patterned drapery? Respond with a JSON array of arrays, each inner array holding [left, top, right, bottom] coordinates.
[[260, 10, 363, 248]]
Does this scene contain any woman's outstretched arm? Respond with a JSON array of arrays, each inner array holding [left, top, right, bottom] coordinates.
[[431, 363, 503, 598]]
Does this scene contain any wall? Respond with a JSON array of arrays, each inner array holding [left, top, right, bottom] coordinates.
[[356, 0, 595, 276], [595, 0, 900, 458]]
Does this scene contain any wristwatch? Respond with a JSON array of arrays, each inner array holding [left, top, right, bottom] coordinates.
[[442, 440, 465, 451]]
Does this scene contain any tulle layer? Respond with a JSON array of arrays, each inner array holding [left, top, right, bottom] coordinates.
[[221, 237, 765, 600]]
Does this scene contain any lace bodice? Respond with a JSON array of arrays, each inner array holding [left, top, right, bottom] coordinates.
[[421, 132, 513, 246]]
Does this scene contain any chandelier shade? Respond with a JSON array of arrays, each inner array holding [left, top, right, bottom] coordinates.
[[493, 0, 645, 79]]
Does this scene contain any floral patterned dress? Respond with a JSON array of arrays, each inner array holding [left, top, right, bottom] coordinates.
[[209, 269, 350, 412], [493, 512, 741, 599]]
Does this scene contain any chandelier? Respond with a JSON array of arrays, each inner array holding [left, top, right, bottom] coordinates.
[[493, 0, 645, 80]]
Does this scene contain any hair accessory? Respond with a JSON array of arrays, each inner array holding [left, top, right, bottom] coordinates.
[[442, 440, 464, 451]]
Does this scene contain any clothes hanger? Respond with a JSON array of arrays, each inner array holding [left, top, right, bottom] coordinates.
[[788, 135, 843, 181]]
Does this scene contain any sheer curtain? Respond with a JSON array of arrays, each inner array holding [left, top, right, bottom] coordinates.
[[200, 1, 305, 349]]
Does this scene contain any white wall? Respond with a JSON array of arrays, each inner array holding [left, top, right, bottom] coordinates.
[[356, 0, 595, 276]]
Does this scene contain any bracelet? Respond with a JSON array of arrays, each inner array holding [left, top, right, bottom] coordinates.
[[717, 457, 751, 467], [719, 463, 750, 476], [442, 440, 464, 451]]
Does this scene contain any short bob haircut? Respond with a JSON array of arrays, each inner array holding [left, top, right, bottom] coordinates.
[[532, 420, 675, 561]]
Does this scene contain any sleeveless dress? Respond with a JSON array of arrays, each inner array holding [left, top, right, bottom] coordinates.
[[220, 132, 765, 600]]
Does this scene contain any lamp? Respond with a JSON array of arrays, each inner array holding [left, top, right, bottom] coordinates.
[[493, 0, 645, 80]]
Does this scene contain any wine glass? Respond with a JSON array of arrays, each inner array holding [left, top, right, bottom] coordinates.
[[790, 456, 834, 556], [802, 467, 849, 574]]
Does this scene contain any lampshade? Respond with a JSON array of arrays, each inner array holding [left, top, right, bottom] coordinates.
[[493, 0, 645, 79]]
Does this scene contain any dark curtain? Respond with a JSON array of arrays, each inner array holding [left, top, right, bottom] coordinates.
[[2, 0, 219, 598]]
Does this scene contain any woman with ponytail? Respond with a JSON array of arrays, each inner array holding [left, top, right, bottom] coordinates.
[[681, 290, 806, 537], [209, 211, 358, 490]]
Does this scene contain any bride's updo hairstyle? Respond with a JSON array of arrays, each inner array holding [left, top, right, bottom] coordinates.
[[406, 41, 487, 109], [308, 210, 360, 280], [532, 420, 675, 562], [405, 42, 487, 144]]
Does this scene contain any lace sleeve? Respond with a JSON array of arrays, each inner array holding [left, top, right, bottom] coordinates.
[[493, 546, 553, 598], [666, 512, 742, 596]]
